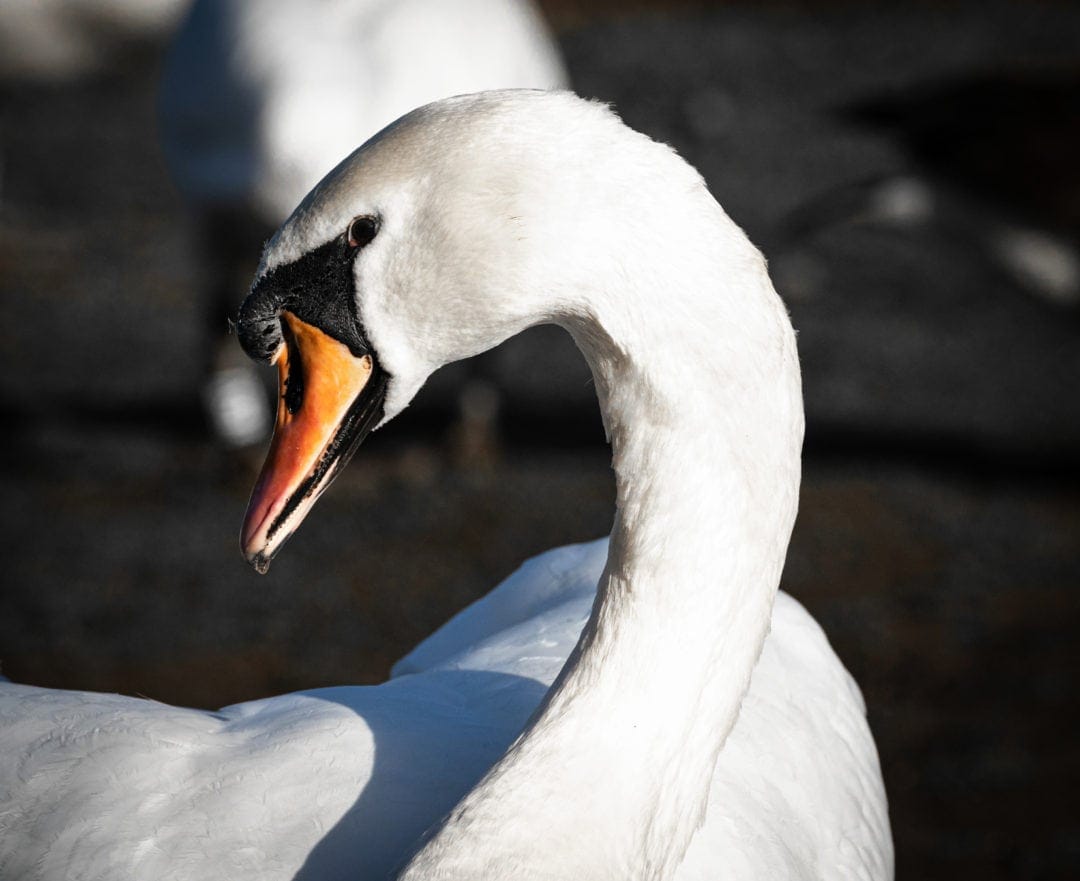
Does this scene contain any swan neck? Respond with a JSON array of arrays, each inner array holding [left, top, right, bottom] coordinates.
[[401, 199, 803, 881], [555, 283, 802, 874]]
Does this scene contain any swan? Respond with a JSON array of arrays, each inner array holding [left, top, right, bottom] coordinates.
[[0, 90, 892, 880], [158, 0, 567, 446]]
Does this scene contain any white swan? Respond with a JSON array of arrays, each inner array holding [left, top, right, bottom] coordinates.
[[0, 90, 892, 880]]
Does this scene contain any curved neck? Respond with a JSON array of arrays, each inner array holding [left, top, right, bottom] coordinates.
[[400, 208, 803, 880]]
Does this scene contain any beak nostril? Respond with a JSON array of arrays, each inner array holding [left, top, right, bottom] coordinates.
[[283, 370, 304, 415], [281, 326, 304, 416]]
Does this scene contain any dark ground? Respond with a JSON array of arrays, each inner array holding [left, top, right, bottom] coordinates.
[[1, 2, 1078, 879]]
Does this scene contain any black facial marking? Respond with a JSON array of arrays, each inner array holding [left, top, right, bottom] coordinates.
[[237, 229, 374, 363]]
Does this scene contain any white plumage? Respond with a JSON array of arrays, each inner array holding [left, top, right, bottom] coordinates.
[[0, 90, 892, 880], [159, 0, 567, 222]]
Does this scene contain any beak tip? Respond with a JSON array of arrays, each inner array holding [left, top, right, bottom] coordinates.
[[244, 547, 272, 575], [241, 522, 273, 573]]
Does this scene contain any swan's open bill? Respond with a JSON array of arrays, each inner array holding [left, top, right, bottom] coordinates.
[[237, 212, 392, 568], [239, 313, 386, 571]]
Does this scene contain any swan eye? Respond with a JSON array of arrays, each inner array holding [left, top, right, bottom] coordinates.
[[347, 215, 379, 250]]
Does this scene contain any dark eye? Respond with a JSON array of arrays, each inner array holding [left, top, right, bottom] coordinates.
[[347, 215, 379, 249]]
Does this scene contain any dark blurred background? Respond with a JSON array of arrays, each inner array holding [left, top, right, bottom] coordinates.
[[1, 1, 1077, 879]]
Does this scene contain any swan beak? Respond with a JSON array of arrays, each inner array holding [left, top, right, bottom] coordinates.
[[241, 311, 386, 573]]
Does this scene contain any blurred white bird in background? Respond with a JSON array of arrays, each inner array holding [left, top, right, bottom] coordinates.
[[158, 0, 568, 447]]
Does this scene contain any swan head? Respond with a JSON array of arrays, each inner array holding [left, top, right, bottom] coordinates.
[[236, 89, 717, 570]]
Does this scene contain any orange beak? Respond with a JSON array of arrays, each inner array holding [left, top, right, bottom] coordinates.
[[241, 311, 386, 573]]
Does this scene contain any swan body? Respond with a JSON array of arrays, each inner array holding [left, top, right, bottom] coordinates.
[[0, 543, 884, 881], [0, 91, 892, 880]]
